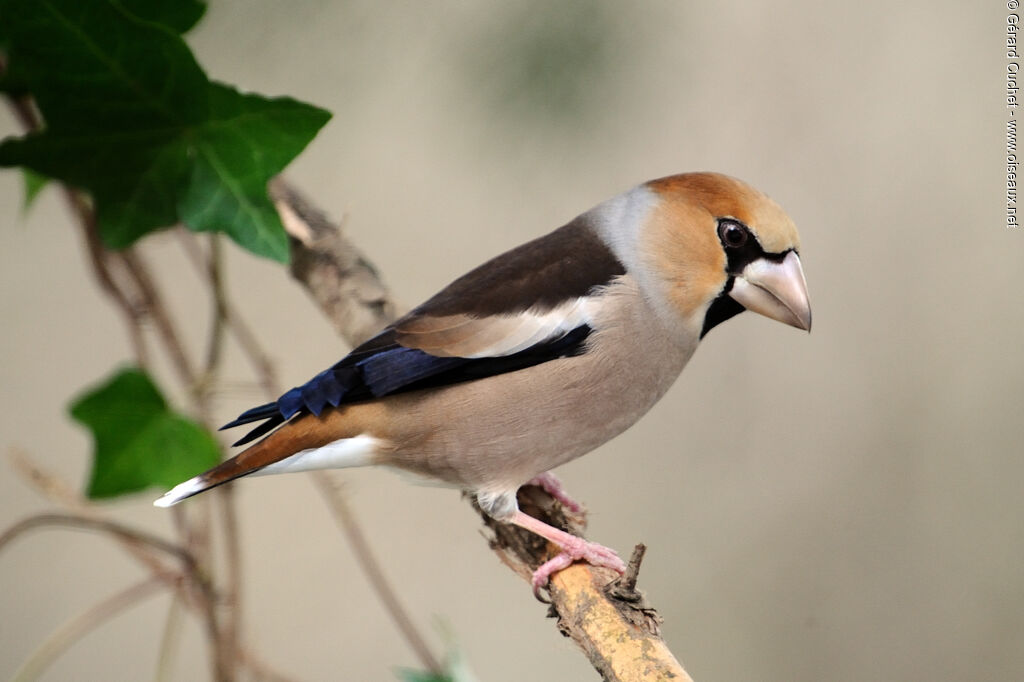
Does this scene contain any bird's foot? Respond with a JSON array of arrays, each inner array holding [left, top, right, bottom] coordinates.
[[527, 471, 583, 513], [507, 509, 625, 593], [530, 535, 626, 590]]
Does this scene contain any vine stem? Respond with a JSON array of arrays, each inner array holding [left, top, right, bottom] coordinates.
[[7, 448, 182, 587], [0, 512, 227, 680], [2, 56, 440, 680], [177, 216, 442, 675], [155, 594, 185, 682], [5, 84, 233, 679], [10, 579, 165, 682], [175, 229, 279, 398], [311, 472, 443, 675]]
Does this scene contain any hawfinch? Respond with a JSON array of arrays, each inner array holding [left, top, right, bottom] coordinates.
[[156, 172, 811, 588]]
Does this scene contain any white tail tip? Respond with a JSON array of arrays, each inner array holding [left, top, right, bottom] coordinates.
[[153, 476, 206, 507]]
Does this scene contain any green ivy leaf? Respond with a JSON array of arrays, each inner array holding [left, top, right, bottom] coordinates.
[[115, 0, 207, 34], [69, 367, 221, 500], [0, 0, 209, 133], [177, 84, 326, 263], [21, 168, 47, 211], [0, 0, 330, 262]]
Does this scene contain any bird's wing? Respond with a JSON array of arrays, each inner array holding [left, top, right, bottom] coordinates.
[[222, 215, 624, 445]]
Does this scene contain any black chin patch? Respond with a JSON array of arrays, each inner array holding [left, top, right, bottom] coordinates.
[[700, 282, 745, 338]]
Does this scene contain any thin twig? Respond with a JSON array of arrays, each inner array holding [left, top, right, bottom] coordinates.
[[10, 578, 165, 682], [217, 485, 243, 676], [180, 183, 440, 672], [204, 234, 228, 376], [607, 544, 647, 598], [70, 201, 229, 679], [0, 513, 193, 565], [270, 177, 399, 346], [65, 189, 151, 367], [7, 448, 181, 588], [311, 473, 443, 675], [4, 83, 229, 681], [8, 448, 240, 680], [52, 168, 230, 681], [0, 512, 227, 681], [155, 594, 185, 682], [177, 230, 243, 675], [2, 81, 150, 368], [177, 230, 244, 676], [119, 249, 201, 398], [176, 229, 279, 398], [268, 181, 445, 673], [168, 496, 227, 681]]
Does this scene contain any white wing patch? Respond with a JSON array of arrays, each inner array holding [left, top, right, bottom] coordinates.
[[458, 297, 595, 358], [398, 297, 597, 359]]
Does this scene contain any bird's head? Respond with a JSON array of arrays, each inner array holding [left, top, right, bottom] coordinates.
[[633, 172, 811, 339]]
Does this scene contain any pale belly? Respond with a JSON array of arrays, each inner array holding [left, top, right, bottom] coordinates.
[[376, 301, 697, 493]]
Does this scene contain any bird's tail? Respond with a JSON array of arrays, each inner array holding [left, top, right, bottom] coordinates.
[[154, 410, 374, 507]]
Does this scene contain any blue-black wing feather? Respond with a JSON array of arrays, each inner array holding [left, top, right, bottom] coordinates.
[[221, 325, 593, 446]]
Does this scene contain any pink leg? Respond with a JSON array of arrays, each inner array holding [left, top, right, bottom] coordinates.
[[527, 472, 583, 513], [509, 510, 626, 589]]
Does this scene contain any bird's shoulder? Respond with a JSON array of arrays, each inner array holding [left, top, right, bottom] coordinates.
[[405, 213, 625, 320], [392, 214, 624, 358]]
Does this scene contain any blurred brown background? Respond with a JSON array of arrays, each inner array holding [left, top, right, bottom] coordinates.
[[1, 2, 1017, 681]]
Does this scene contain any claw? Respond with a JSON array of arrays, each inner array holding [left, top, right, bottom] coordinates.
[[508, 507, 625, 592], [529, 535, 626, 589]]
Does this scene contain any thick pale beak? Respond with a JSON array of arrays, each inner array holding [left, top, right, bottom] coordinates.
[[729, 251, 812, 331]]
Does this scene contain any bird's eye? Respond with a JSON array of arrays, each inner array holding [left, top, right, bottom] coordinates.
[[718, 220, 748, 248]]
